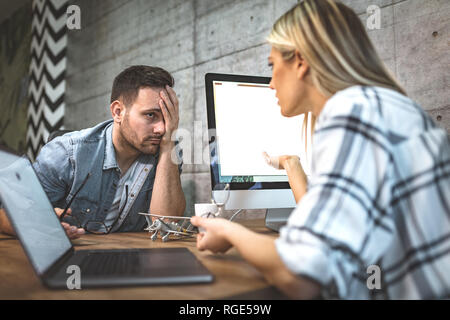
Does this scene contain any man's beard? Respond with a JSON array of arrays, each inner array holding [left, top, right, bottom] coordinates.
[[120, 114, 162, 155]]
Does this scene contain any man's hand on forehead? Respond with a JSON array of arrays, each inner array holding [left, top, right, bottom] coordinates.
[[159, 86, 179, 116], [158, 85, 180, 151]]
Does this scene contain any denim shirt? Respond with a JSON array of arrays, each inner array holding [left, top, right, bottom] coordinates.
[[33, 120, 182, 232]]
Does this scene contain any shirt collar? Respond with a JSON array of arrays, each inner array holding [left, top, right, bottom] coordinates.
[[103, 123, 157, 171], [103, 123, 120, 170]]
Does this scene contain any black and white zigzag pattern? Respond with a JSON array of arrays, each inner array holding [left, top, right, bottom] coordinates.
[[27, 0, 68, 160]]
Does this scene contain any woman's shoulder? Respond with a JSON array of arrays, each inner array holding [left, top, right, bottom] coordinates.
[[319, 86, 433, 135], [324, 85, 415, 115], [318, 86, 384, 127]]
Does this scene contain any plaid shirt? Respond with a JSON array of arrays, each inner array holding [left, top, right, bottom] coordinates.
[[275, 86, 450, 299]]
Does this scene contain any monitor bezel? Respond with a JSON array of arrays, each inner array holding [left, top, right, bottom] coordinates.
[[205, 73, 291, 191]]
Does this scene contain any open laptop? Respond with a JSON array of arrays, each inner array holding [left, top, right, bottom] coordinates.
[[0, 150, 214, 289]]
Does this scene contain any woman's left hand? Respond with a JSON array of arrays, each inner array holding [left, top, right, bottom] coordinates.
[[263, 152, 301, 170], [263, 152, 308, 203], [191, 216, 234, 253]]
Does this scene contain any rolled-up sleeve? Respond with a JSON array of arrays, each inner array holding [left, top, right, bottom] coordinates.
[[32, 137, 73, 206], [275, 101, 395, 299]]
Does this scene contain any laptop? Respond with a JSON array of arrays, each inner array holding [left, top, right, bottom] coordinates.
[[0, 150, 214, 289]]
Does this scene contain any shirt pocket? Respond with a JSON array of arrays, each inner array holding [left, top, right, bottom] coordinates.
[[136, 180, 154, 210], [140, 184, 153, 200], [141, 183, 154, 193], [71, 198, 99, 217], [141, 173, 155, 193]]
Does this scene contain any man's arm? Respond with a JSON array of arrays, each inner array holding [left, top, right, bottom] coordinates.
[[0, 207, 84, 239], [149, 86, 186, 216], [150, 143, 185, 216]]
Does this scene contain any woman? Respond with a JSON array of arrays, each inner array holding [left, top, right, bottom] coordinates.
[[191, 0, 450, 299]]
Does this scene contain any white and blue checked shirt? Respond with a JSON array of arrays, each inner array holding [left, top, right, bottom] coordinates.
[[276, 86, 450, 299]]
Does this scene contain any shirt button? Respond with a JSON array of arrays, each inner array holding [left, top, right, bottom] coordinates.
[[144, 168, 149, 172], [86, 208, 90, 213], [130, 194, 135, 198]]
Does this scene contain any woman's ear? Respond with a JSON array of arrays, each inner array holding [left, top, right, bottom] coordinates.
[[295, 50, 309, 80], [110, 100, 124, 122]]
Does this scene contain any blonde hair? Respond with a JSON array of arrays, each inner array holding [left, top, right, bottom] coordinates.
[[267, 0, 406, 151]]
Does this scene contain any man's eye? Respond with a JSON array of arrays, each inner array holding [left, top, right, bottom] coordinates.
[[268, 63, 273, 70], [147, 113, 155, 118]]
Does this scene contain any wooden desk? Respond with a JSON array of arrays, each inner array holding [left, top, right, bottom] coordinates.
[[0, 219, 277, 300]]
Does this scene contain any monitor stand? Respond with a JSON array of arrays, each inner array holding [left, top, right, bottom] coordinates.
[[264, 208, 294, 232]]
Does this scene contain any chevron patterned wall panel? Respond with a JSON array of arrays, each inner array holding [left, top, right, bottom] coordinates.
[[27, 0, 68, 160]]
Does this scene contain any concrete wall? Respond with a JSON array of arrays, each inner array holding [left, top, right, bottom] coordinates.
[[0, 2, 31, 154], [65, 0, 450, 218]]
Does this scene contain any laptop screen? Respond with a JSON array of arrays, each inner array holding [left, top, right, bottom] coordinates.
[[0, 151, 72, 276]]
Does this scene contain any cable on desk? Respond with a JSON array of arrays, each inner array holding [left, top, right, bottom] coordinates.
[[229, 209, 243, 222]]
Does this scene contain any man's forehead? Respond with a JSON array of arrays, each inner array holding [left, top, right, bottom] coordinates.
[[138, 86, 164, 96], [133, 87, 163, 106]]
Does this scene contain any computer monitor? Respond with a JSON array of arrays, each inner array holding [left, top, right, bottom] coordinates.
[[204, 73, 311, 231]]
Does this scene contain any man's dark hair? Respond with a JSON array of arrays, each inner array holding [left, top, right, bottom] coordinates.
[[110, 65, 174, 106]]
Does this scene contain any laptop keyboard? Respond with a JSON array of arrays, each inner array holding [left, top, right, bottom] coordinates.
[[78, 251, 142, 276]]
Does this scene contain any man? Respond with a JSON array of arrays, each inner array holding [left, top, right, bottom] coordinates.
[[0, 65, 186, 239]]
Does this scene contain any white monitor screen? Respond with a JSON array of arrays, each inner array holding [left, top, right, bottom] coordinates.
[[212, 80, 311, 184]]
